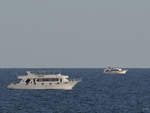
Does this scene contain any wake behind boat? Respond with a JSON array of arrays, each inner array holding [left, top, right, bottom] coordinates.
[[8, 71, 80, 90], [104, 66, 128, 74]]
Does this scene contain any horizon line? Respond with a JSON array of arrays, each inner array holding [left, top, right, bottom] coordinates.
[[0, 66, 150, 69]]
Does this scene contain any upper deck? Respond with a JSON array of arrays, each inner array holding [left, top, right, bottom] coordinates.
[[17, 71, 69, 79]]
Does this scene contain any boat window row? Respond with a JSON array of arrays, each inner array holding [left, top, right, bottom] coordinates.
[[41, 83, 60, 85], [37, 78, 59, 82], [111, 69, 119, 71]]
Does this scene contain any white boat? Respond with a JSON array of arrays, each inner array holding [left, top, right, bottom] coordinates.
[[8, 71, 80, 90], [104, 66, 128, 74]]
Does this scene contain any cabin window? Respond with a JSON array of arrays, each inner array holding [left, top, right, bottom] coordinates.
[[33, 79, 36, 85], [25, 79, 30, 84]]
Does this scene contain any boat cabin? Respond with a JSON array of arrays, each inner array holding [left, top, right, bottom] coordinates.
[[18, 72, 69, 85]]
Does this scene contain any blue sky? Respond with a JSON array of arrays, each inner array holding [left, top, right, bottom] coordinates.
[[0, 0, 150, 68]]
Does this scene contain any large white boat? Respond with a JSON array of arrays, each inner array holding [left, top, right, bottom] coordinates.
[[104, 66, 128, 74], [8, 71, 80, 90]]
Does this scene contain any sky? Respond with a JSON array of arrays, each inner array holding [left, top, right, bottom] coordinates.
[[0, 0, 150, 68]]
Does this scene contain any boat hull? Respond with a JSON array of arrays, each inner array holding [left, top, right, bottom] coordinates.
[[8, 80, 80, 90], [104, 70, 128, 74]]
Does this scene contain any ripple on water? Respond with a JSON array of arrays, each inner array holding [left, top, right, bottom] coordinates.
[[0, 69, 150, 113]]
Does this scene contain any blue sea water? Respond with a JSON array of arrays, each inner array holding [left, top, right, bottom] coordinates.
[[0, 68, 150, 113]]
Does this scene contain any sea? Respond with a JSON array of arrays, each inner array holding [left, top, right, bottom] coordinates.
[[0, 68, 150, 113]]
